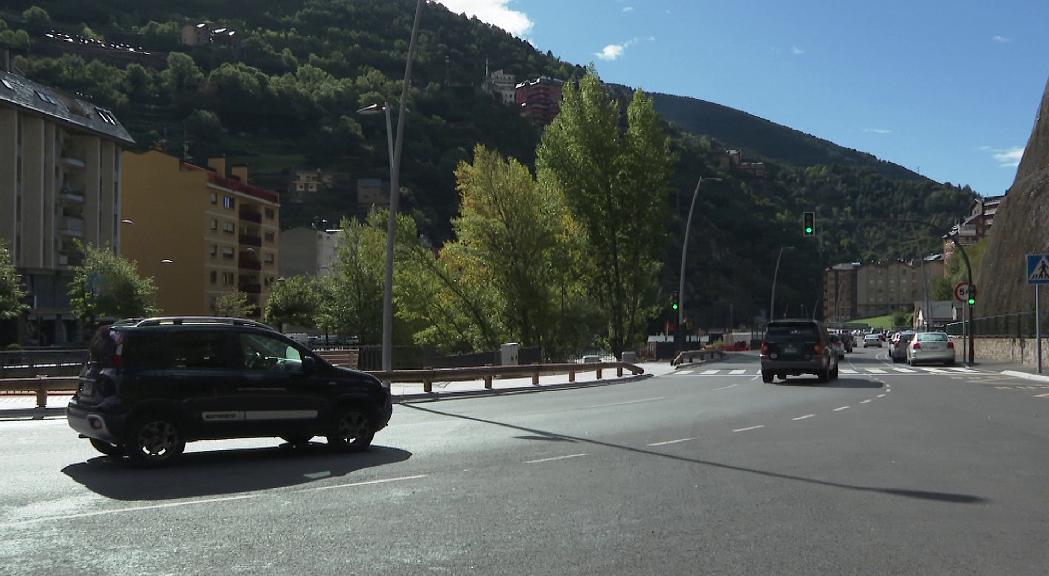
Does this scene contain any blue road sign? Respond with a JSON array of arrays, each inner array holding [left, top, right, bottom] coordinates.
[[1028, 254, 1049, 285]]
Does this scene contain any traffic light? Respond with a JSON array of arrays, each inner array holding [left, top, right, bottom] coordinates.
[[671, 292, 679, 311], [967, 285, 976, 306], [803, 212, 815, 237]]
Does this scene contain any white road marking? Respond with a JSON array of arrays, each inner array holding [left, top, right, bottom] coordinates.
[[701, 369, 720, 375], [945, 367, 977, 373], [994, 386, 1012, 390], [308, 474, 429, 492], [732, 425, 765, 433], [860, 399, 872, 404], [833, 406, 850, 411], [915, 367, 950, 374], [751, 375, 760, 381], [712, 383, 738, 391], [892, 368, 916, 373], [525, 453, 588, 464], [0, 494, 257, 528], [866, 368, 887, 374], [877, 394, 886, 398], [792, 414, 815, 421], [840, 369, 858, 374], [1034, 392, 1049, 398], [647, 438, 694, 446], [676, 370, 695, 375], [729, 369, 746, 375], [588, 396, 664, 408]]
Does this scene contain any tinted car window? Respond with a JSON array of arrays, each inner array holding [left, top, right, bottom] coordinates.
[[122, 332, 167, 369], [766, 323, 818, 341], [169, 331, 230, 369], [917, 333, 949, 342], [238, 333, 303, 371]]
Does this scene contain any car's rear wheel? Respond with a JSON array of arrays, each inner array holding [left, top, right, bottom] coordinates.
[[327, 407, 374, 453], [125, 415, 185, 467], [89, 438, 125, 457], [761, 370, 773, 383], [817, 368, 829, 383], [831, 365, 839, 380]]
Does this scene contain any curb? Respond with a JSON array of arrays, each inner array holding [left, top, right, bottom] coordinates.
[[1001, 370, 1049, 384], [0, 407, 65, 420], [394, 372, 654, 403], [672, 353, 732, 371]]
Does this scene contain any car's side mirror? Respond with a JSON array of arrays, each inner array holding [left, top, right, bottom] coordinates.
[[302, 356, 317, 375]]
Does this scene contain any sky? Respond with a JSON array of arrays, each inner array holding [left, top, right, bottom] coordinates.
[[436, 0, 1049, 197]]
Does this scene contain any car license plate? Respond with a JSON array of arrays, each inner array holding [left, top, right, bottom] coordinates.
[[783, 345, 797, 355]]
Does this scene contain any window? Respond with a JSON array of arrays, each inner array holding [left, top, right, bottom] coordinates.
[[210, 192, 217, 205], [123, 332, 167, 369], [209, 244, 218, 257], [210, 270, 217, 285], [264, 208, 275, 220], [223, 196, 235, 209], [264, 231, 275, 243], [222, 272, 235, 286], [237, 333, 303, 372], [223, 222, 235, 234], [264, 252, 274, 264], [222, 247, 235, 259], [296, 183, 304, 192], [36, 91, 58, 105], [210, 219, 218, 231], [168, 331, 230, 369]]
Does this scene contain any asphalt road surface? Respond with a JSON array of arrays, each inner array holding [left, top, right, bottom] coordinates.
[[2, 349, 1049, 575]]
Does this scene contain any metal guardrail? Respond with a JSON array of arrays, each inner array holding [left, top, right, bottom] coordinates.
[[670, 349, 726, 366], [0, 376, 79, 409], [368, 362, 646, 393]]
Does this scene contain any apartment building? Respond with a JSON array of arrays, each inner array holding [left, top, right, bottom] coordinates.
[[515, 77, 564, 125], [823, 257, 946, 322], [121, 151, 279, 318], [0, 66, 134, 345], [482, 68, 517, 105], [279, 227, 340, 277]]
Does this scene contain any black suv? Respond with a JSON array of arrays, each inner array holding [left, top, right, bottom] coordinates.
[[67, 317, 392, 466], [760, 319, 839, 383]]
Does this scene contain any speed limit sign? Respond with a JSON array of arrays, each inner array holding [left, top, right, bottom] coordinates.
[[954, 282, 972, 302]]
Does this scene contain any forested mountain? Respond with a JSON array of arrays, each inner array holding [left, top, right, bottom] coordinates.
[[0, 0, 976, 326]]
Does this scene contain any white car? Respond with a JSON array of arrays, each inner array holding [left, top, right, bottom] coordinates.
[[907, 332, 956, 366]]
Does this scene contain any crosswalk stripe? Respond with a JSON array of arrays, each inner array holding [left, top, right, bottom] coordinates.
[[866, 368, 887, 374], [840, 369, 858, 374], [916, 367, 949, 374], [893, 368, 916, 373], [729, 369, 746, 375], [700, 369, 720, 375], [676, 370, 694, 375], [945, 367, 976, 373]]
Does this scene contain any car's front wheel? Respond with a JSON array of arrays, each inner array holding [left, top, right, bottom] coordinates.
[[761, 370, 773, 383], [89, 438, 125, 457], [125, 415, 185, 467], [327, 406, 374, 453]]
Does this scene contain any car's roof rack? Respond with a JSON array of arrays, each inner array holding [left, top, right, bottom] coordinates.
[[132, 316, 278, 331]]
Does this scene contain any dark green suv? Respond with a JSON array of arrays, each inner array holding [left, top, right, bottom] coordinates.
[[67, 317, 392, 466], [760, 319, 839, 383]]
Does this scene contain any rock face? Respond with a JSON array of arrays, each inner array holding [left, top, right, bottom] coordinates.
[[976, 77, 1049, 318]]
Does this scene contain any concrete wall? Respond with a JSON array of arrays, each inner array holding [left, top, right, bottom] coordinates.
[[974, 337, 1049, 368], [0, 108, 16, 252]]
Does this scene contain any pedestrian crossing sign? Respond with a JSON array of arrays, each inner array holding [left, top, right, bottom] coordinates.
[[1028, 254, 1049, 285]]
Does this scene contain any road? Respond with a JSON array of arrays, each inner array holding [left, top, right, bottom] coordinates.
[[2, 349, 1049, 575]]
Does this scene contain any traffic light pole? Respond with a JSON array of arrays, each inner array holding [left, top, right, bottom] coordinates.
[[948, 234, 976, 366]]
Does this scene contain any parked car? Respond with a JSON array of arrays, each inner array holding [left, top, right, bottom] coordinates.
[[888, 331, 916, 363], [907, 331, 956, 366], [67, 317, 392, 467], [829, 333, 846, 359], [760, 319, 839, 383], [862, 334, 882, 348]]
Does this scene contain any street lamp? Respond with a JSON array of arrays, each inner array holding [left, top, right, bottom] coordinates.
[[356, 0, 424, 382], [769, 246, 795, 322], [678, 176, 722, 350]]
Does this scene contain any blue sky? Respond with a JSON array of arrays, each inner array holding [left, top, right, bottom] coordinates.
[[437, 0, 1049, 197]]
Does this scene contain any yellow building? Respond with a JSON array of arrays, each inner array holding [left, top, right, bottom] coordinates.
[[121, 150, 280, 317]]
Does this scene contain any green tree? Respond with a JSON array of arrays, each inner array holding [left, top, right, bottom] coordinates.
[[68, 243, 158, 322], [213, 291, 257, 318], [21, 6, 51, 31], [536, 70, 673, 357], [264, 275, 321, 329], [0, 240, 28, 320], [319, 217, 385, 343]]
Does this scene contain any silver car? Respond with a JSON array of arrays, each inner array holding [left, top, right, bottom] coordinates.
[[907, 332, 956, 366]]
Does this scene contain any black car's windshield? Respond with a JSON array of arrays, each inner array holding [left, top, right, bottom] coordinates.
[[765, 323, 819, 342]]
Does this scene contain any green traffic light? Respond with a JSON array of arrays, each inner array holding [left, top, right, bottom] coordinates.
[[672, 303, 679, 310], [967, 297, 975, 305], [805, 226, 813, 234]]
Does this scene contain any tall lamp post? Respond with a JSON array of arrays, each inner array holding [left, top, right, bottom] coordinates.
[[769, 246, 795, 322], [355, 0, 424, 383], [678, 176, 721, 350]]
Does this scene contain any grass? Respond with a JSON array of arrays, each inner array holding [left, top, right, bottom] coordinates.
[[848, 313, 913, 330]]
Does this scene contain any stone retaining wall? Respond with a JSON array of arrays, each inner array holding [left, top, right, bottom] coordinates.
[[974, 337, 1049, 367]]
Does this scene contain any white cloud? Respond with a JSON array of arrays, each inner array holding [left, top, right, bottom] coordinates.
[[791, 45, 805, 55], [436, 0, 533, 36], [991, 146, 1024, 167], [596, 38, 639, 61], [864, 128, 892, 134], [992, 35, 1013, 43], [622, 6, 634, 12]]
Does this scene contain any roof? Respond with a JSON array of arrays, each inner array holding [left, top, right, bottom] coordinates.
[[515, 76, 565, 90], [181, 161, 280, 204], [0, 70, 134, 146]]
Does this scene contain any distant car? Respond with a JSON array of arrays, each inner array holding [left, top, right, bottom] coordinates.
[[841, 332, 854, 353], [907, 331, 956, 366], [829, 333, 846, 359], [863, 334, 882, 348], [889, 331, 916, 363], [760, 319, 839, 383]]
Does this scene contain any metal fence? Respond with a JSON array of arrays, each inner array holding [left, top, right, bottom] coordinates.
[[351, 345, 543, 371], [945, 312, 1047, 338]]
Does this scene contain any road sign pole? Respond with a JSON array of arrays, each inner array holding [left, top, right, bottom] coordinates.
[[1037, 285, 1042, 374]]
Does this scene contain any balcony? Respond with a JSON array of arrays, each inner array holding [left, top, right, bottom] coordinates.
[[59, 188, 85, 203], [239, 283, 262, 294], [239, 234, 262, 248], [238, 259, 262, 271], [58, 216, 84, 237], [239, 206, 262, 224]]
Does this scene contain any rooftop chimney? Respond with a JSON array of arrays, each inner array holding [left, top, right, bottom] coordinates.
[[207, 157, 227, 177]]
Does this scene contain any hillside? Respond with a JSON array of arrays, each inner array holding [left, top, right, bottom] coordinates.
[[0, 0, 976, 326]]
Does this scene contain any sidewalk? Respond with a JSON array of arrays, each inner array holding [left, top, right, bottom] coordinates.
[[0, 362, 682, 418], [970, 359, 1049, 383]]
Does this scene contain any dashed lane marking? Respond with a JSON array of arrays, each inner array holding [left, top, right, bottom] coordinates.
[[729, 369, 746, 375], [860, 399, 872, 404], [732, 425, 765, 433], [647, 438, 694, 447], [877, 394, 886, 398], [700, 369, 720, 375], [892, 368, 917, 373], [307, 474, 430, 492], [525, 453, 588, 464], [833, 406, 850, 412], [792, 414, 815, 421], [712, 383, 738, 391]]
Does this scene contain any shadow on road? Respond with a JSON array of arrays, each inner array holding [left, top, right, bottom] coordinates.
[[61, 443, 412, 501], [775, 377, 884, 389], [403, 404, 986, 505]]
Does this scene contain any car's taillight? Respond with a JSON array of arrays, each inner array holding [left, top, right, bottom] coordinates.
[[947, 341, 954, 349], [814, 343, 823, 354], [912, 342, 922, 350], [760, 341, 769, 355]]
